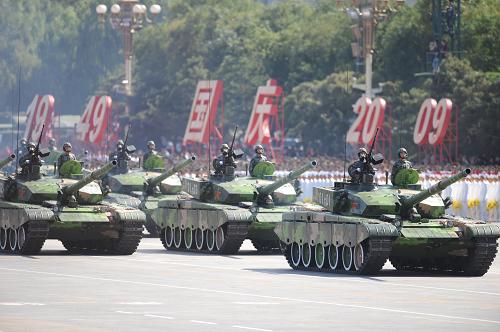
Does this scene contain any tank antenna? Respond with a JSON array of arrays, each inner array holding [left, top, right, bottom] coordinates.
[[343, 134, 347, 182], [15, 66, 22, 173]]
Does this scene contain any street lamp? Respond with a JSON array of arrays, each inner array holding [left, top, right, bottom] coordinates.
[[337, 0, 404, 98], [96, 0, 161, 115]]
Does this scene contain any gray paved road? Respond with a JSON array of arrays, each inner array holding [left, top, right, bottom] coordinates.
[[1, 238, 499, 332]]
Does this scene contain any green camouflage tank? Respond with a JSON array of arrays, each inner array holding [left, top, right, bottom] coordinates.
[[151, 160, 317, 254], [0, 160, 146, 255], [275, 168, 500, 275], [104, 156, 196, 236]]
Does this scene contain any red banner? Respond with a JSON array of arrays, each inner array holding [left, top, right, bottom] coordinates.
[[244, 80, 283, 146], [24, 95, 54, 142], [76, 96, 112, 144], [413, 98, 452, 145], [183, 80, 223, 145]]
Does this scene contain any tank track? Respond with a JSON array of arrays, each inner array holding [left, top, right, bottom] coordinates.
[[144, 215, 159, 237], [284, 238, 393, 275], [390, 237, 499, 276], [161, 221, 250, 255], [61, 220, 143, 255], [0, 220, 50, 255]]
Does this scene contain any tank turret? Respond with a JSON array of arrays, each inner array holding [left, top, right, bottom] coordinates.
[[0, 154, 15, 170], [399, 168, 470, 217], [183, 160, 317, 204], [257, 161, 317, 197], [61, 161, 117, 197], [145, 156, 196, 194]]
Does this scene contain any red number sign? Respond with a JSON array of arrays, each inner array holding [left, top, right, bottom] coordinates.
[[76, 96, 112, 144], [183, 80, 223, 145], [413, 98, 452, 145], [24, 95, 54, 142], [244, 79, 283, 146], [346, 96, 386, 144]]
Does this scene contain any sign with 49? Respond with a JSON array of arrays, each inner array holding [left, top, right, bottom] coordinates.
[[76, 96, 112, 144]]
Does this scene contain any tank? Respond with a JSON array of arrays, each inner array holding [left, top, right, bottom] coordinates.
[[0, 161, 146, 255], [151, 160, 317, 254], [275, 168, 500, 275], [104, 156, 196, 236]]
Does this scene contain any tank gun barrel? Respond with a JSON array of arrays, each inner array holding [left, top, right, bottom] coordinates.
[[401, 168, 470, 212], [147, 156, 196, 189], [0, 154, 15, 169], [62, 161, 117, 196], [257, 160, 317, 196]]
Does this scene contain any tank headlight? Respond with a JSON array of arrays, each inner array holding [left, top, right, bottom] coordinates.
[[393, 220, 401, 227], [446, 220, 454, 228], [250, 206, 258, 214]]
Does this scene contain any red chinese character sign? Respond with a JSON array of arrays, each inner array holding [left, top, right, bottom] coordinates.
[[243, 79, 285, 161], [413, 98, 457, 163], [183, 80, 224, 145], [24, 95, 55, 142], [76, 96, 112, 144], [346, 96, 392, 160]]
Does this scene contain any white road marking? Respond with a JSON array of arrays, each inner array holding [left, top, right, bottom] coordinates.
[[190, 320, 217, 325], [99, 256, 500, 297], [232, 325, 272, 331], [2, 267, 499, 325], [233, 302, 279, 305], [118, 302, 162, 305], [145, 314, 174, 320], [0, 302, 45, 306], [115, 311, 135, 314]]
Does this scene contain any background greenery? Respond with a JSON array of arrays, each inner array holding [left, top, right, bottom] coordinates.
[[0, 0, 498, 160]]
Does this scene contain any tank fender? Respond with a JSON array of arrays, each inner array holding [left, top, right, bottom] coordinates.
[[113, 209, 146, 223], [463, 223, 500, 239], [0, 207, 54, 229]]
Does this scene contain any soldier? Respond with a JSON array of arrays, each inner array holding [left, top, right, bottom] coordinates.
[[57, 142, 76, 175], [348, 148, 374, 184], [48, 138, 57, 152], [143, 140, 158, 165], [212, 144, 236, 176], [249, 144, 267, 176], [109, 140, 131, 173], [18, 142, 49, 179], [391, 147, 412, 185]]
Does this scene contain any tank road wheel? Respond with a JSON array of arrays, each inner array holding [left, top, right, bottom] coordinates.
[[342, 245, 353, 271], [314, 244, 325, 269], [0, 228, 8, 251], [302, 243, 312, 268], [195, 228, 204, 250], [290, 242, 302, 268], [328, 245, 339, 270], [206, 229, 216, 251], [8, 228, 18, 252], [215, 226, 226, 251], [173, 227, 183, 249], [164, 226, 174, 248], [17, 226, 26, 251], [353, 243, 365, 271], [184, 228, 193, 249]]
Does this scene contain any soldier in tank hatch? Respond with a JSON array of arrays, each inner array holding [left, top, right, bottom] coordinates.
[[249, 144, 267, 176], [348, 147, 375, 184], [213, 144, 234, 175], [18, 142, 49, 179], [391, 147, 413, 185], [143, 140, 158, 165], [109, 140, 131, 173], [57, 142, 76, 175]]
